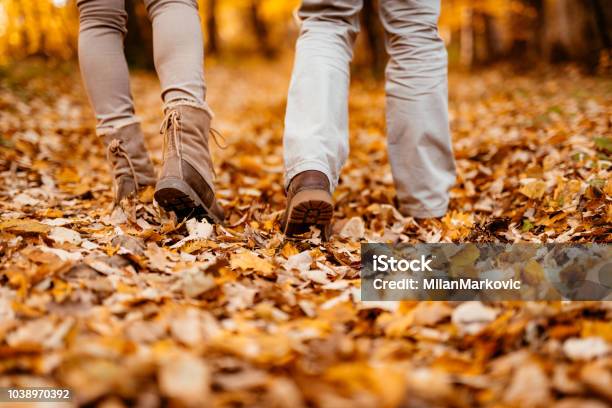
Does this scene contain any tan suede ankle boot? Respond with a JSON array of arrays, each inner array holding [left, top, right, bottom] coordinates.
[[103, 123, 156, 203], [154, 104, 224, 223]]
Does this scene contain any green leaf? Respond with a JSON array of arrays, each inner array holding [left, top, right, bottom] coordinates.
[[594, 137, 612, 153]]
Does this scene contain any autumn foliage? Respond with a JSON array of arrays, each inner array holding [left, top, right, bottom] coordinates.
[[0, 56, 611, 406], [1, 0, 611, 406]]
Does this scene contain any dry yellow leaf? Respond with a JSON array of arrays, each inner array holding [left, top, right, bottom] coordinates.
[[180, 239, 217, 253], [605, 178, 612, 197], [0, 219, 51, 234], [519, 180, 547, 199], [55, 166, 80, 184], [442, 211, 474, 240], [37, 208, 64, 218], [138, 185, 155, 203], [581, 320, 612, 342], [51, 278, 72, 303], [230, 251, 275, 277], [280, 241, 299, 258]]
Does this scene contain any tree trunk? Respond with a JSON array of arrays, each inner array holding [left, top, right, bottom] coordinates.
[[56, 0, 78, 57], [460, 7, 474, 68], [206, 0, 220, 55], [589, 0, 611, 50], [15, 0, 30, 58], [124, 0, 154, 69], [360, 0, 386, 78], [249, 0, 275, 58], [482, 12, 503, 63], [542, 0, 606, 69]]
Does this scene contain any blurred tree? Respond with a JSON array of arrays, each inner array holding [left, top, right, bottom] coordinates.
[[540, 0, 611, 68], [360, 0, 386, 78], [124, 1, 154, 69], [1, 0, 610, 71], [0, 0, 77, 63], [441, 0, 612, 70], [248, 0, 275, 58], [206, 0, 220, 55]]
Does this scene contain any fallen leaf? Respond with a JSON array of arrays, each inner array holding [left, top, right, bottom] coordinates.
[[442, 211, 474, 240], [451, 301, 498, 334], [49, 226, 82, 245], [170, 308, 204, 347], [504, 361, 552, 407], [159, 352, 210, 407], [224, 282, 258, 312], [230, 251, 274, 277], [580, 362, 612, 402], [171, 218, 214, 249], [339, 217, 365, 240], [412, 302, 453, 326], [0, 219, 51, 234], [563, 337, 610, 361], [519, 179, 547, 199], [285, 250, 312, 272]]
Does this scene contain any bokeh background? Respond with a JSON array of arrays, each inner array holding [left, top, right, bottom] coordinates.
[[1, 0, 611, 73]]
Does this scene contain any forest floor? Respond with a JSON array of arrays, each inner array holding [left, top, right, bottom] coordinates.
[[0, 59, 611, 407]]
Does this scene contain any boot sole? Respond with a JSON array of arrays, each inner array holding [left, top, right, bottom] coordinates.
[[154, 178, 222, 224], [283, 189, 333, 239]]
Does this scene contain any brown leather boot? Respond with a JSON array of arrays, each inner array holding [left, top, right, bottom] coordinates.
[[154, 104, 224, 223], [103, 123, 156, 203], [281, 170, 333, 238]]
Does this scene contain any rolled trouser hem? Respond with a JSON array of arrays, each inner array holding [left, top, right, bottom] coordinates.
[[96, 117, 141, 136], [398, 202, 449, 219], [285, 159, 335, 192]]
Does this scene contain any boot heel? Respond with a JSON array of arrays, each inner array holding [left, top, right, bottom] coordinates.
[[154, 178, 222, 224], [283, 189, 333, 238]]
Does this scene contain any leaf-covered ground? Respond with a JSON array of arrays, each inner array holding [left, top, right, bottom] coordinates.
[[0, 60, 611, 407]]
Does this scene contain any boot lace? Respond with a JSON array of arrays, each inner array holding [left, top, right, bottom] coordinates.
[[210, 127, 228, 150], [160, 109, 228, 151], [160, 109, 228, 178], [160, 109, 182, 162], [107, 138, 139, 192]]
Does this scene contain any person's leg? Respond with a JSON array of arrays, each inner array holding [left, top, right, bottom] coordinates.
[[143, 0, 207, 107], [379, 0, 456, 218], [77, 0, 155, 202], [144, 0, 223, 222], [77, 0, 137, 132], [284, 0, 362, 192], [282, 0, 362, 237]]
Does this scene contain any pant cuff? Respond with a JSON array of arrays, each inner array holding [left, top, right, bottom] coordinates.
[[164, 99, 214, 119], [398, 201, 449, 219], [285, 159, 335, 192], [96, 117, 141, 136]]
